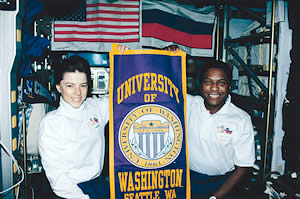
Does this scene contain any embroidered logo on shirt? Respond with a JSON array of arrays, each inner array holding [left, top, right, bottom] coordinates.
[[88, 117, 100, 128], [217, 125, 224, 133], [217, 125, 232, 135], [216, 121, 234, 143], [224, 128, 232, 134]]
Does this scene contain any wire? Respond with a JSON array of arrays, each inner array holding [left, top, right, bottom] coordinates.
[[0, 139, 24, 197], [30, 186, 35, 199]]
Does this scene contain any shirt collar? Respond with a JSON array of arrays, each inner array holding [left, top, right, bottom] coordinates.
[[58, 96, 86, 120], [200, 95, 231, 115]]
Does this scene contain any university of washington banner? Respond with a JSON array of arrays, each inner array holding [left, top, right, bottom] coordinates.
[[109, 44, 190, 199]]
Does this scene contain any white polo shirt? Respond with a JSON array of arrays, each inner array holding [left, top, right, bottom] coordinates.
[[38, 96, 109, 199], [187, 94, 255, 176]]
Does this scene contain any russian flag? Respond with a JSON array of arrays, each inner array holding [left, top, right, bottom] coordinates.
[[141, 0, 216, 57]]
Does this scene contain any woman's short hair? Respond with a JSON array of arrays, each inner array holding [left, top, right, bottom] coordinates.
[[54, 55, 91, 86], [199, 59, 233, 85]]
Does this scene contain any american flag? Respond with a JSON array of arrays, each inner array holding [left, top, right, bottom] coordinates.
[[52, 0, 140, 51]]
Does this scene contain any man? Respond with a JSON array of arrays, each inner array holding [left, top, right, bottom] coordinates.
[[186, 59, 255, 199]]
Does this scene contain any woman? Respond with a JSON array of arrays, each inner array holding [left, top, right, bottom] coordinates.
[[38, 55, 110, 199]]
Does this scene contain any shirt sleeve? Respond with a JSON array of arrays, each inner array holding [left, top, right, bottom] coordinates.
[[38, 118, 90, 199], [96, 95, 109, 124], [232, 115, 256, 167]]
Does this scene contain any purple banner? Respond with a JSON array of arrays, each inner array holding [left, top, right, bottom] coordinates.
[[109, 45, 190, 199]]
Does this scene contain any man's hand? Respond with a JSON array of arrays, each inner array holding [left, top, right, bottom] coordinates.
[[213, 166, 252, 199], [117, 45, 179, 53], [163, 45, 179, 53]]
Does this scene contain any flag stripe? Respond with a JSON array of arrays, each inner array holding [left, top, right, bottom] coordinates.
[[142, 0, 215, 24], [87, 6, 139, 12], [143, 9, 214, 35], [55, 26, 139, 33], [55, 30, 139, 36], [87, 10, 139, 15], [55, 34, 138, 39], [142, 23, 212, 49], [87, 3, 139, 8], [86, 16, 139, 22], [54, 38, 139, 42], [54, 23, 139, 29], [55, 20, 138, 26], [87, 13, 139, 19]]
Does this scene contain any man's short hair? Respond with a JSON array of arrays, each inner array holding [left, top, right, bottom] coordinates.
[[199, 59, 233, 85]]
